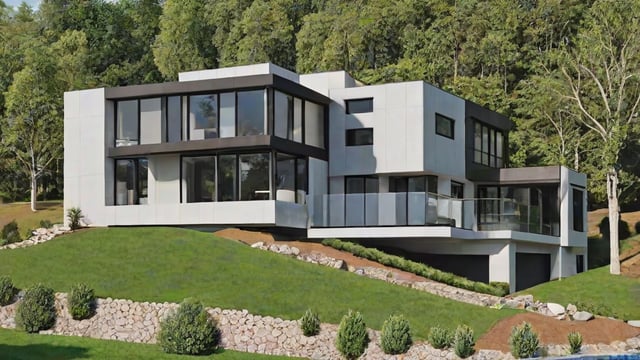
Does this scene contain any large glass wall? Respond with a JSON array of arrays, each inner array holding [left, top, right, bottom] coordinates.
[[115, 158, 148, 205], [239, 154, 270, 200], [477, 184, 559, 235], [237, 90, 266, 136], [116, 100, 139, 147], [189, 94, 218, 140], [183, 156, 216, 202]]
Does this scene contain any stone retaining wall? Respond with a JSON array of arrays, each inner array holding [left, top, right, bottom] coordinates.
[[0, 225, 71, 250], [1, 293, 639, 359]]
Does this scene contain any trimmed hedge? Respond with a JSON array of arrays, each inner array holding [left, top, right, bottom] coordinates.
[[321, 239, 509, 296]]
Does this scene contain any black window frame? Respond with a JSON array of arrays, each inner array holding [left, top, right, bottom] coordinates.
[[473, 120, 504, 168], [435, 113, 455, 139], [346, 128, 374, 146], [345, 98, 373, 114], [572, 188, 584, 232]]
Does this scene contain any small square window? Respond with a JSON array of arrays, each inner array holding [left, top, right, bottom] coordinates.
[[346, 128, 373, 146], [345, 98, 373, 114], [435, 113, 454, 139]]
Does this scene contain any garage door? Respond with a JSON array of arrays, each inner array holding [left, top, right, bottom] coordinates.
[[515, 253, 551, 291]]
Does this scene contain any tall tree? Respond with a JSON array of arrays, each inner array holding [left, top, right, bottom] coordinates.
[[2, 41, 64, 211], [558, 0, 640, 274]]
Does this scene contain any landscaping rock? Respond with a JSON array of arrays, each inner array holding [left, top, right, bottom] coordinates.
[[627, 320, 640, 328], [547, 302, 566, 316], [567, 303, 577, 315], [251, 242, 264, 248], [573, 311, 594, 321]]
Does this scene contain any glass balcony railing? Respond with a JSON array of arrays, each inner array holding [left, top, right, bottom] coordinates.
[[308, 193, 560, 236]]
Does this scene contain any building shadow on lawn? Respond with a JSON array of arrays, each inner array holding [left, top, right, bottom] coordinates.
[[0, 343, 89, 360]]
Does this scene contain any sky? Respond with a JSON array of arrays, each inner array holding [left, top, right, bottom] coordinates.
[[4, 0, 40, 10]]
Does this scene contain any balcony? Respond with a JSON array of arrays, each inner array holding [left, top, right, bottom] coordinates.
[[309, 193, 559, 236]]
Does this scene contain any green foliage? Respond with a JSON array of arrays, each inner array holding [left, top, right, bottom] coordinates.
[[299, 308, 320, 337], [490, 282, 510, 295], [1, 220, 21, 245], [38, 219, 53, 229], [599, 217, 631, 241], [66, 207, 83, 230], [509, 322, 539, 359], [157, 299, 219, 355], [15, 284, 56, 333], [428, 326, 453, 349], [321, 239, 509, 296], [0, 275, 16, 306], [453, 325, 475, 358], [335, 310, 369, 360], [568, 331, 582, 354], [68, 283, 95, 320], [380, 314, 412, 355]]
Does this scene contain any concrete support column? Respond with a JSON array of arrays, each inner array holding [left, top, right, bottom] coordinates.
[[489, 242, 515, 293]]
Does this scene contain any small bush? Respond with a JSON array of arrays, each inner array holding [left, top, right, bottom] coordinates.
[[490, 282, 511, 295], [599, 217, 631, 240], [158, 299, 219, 355], [300, 308, 320, 337], [66, 207, 84, 230], [453, 325, 475, 358], [380, 314, 412, 355], [15, 284, 56, 333], [2, 220, 21, 244], [568, 331, 582, 354], [509, 322, 539, 359], [0, 275, 16, 306], [336, 310, 369, 360], [68, 283, 95, 320], [39, 219, 53, 229], [428, 326, 453, 349]]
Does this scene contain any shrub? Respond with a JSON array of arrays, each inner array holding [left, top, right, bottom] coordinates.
[[380, 314, 412, 355], [453, 325, 475, 358], [300, 308, 320, 337], [568, 331, 582, 354], [428, 326, 453, 349], [2, 220, 21, 244], [509, 322, 539, 359], [158, 299, 219, 355], [15, 284, 56, 333], [598, 217, 631, 240], [0, 275, 16, 306], [39, 219, 53, 229], [335, 310, 369, 360], [67, 207, 84, 230], [490, 282, 511, 295], [68, 283, 95, 320], [321, 239, 509, 296]]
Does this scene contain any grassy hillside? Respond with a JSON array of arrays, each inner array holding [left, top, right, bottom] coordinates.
[[0, 328, 297, 360], [0, 227, 516, 338], [0, 201, 63, 238], [521, 266, 640, 320]]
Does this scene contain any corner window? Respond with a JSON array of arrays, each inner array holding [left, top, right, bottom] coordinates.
[[115, 159, 147, 205], [346, 128, 373, 146], [237, 90, 266, 136], [573, 188, 584, 232], [435, 113, 454, 139], [473, 120, 504, 168], [345, 98, 373, 114]]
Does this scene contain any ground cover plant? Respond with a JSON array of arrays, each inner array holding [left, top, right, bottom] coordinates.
[[0, 327, 299, 360], [322, 238, 509, 296], [520, 266, 640, 320], [0, 227, 517, 339]]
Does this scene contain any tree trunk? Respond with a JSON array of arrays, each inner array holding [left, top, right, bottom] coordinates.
[[30, 172, 37, 212], [607, 169, 620, 275]]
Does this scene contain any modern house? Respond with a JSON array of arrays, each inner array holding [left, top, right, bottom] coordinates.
[[64, 63, 587, 292]]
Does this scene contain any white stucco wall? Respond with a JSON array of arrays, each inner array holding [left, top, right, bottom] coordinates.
[[178, 63, 299, 83], [560, 167, 588, 247]]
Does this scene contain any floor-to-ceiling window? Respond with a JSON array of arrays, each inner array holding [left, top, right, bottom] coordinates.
[[183, 156, 216, 202], [239, 153, 270, 200], [116, 100, 139, 147], [218, 154, 237, 202], [115, 159, 147, 205], [237, 90, 266, 136]]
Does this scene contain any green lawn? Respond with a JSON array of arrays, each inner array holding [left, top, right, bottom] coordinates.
[[0, 201, 63, 238], [521, 266, 640, 320], [0, 328, 297, 360], [0, 227, 516, 339]]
